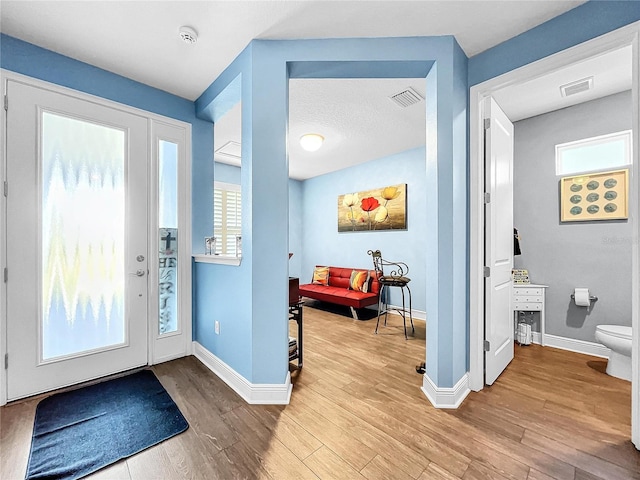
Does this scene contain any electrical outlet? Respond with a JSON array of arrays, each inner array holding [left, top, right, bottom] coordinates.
[[215, 320, 220, 335]]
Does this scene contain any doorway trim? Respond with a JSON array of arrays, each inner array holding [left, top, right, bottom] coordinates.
[[0, 70, 193, 406], [469, 22, 640, 447]]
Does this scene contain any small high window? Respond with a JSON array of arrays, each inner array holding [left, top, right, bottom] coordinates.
[[213, 181, 241, 256], [556, 130, 631, 176]]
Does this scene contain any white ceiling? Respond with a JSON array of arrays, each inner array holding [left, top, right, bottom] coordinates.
[[215, 78, 427, 180], [494, 45, 632, 122], [3, 1, 602, 180], [288, 79, 427, 180], [215, 46, 632, 180], [1, 1, 586, 101]]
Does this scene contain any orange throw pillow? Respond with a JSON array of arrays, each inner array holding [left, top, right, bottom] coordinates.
[[312, 266, 329, 286], [349, 270, 370, 293]]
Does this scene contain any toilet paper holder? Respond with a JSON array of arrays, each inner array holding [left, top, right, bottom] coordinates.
[[570, 293, 598, 301]]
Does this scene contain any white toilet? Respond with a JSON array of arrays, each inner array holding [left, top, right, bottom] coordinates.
[[595, 325, 632, 381]]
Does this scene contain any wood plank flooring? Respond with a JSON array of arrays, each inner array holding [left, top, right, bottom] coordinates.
[[1, 304, 638, 479]]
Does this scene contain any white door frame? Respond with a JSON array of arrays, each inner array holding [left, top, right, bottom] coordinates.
[[469, 22, 640, 447], [0, 70, 192, 405]]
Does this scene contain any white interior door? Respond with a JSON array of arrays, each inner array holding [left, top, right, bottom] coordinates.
[[484, 96, 515, 386], [5, 80, 149, 400]]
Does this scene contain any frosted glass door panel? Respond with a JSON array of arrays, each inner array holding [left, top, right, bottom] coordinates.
[[7, 79, 148, 401], [158, 140, 178, 335], [151, 121, 188, 364], [41, 112, 126, 360]]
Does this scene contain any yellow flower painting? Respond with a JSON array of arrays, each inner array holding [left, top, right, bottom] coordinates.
[[337, 183, 407, 232]]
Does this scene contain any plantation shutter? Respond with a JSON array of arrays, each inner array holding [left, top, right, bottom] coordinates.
[[213, 184, 241, 255]]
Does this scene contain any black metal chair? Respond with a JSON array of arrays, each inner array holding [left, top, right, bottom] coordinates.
[[367, 249, 414, 339]]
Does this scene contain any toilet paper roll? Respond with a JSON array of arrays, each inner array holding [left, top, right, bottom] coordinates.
[[574, 288, 591, 307]]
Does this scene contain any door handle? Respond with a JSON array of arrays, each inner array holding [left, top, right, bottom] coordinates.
[[130, 269, 146, 277]]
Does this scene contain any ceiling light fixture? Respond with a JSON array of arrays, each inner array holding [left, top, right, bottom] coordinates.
[[179, 26, 198, 45], [299, 133, 324, 152]]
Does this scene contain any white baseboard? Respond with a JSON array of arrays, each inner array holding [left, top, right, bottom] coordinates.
[[542, 333, 610, 359], [192, 342, 292, 404], [153, 351, 189, 365], [421, 372, 470, 409], [532, 331, 542, 345], [384, 305, 427, 321]]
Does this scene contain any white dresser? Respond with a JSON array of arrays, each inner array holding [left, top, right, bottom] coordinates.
[[512, 284, 548, 346]]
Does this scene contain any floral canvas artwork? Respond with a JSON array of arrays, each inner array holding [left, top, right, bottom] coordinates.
[[338, 184, 407, 232]]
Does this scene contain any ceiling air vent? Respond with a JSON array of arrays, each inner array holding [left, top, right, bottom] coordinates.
[[560, 76, 594, 97], [389, 87, 423, 108], [215, 140, 241, 159]]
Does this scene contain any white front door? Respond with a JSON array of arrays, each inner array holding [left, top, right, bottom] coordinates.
[[484, 96, 515, 385], [5, 80, 149, 400]]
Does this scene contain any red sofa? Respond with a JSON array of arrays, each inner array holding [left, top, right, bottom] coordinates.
[[299, 266, 380, 319]]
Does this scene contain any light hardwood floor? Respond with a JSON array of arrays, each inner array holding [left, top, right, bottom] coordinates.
[[1, 304, 638, 479]]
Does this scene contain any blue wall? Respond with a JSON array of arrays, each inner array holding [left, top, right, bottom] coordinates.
[[196, 36, 469, 388], [422, 41, 469, 386], [193, 47, 256, 380], [213, 161, 303, 278], [289, 179, 303, 279], [195, 0, 640, 391], [214, 147, 425, 310], [214, 162, 242, 185], [301, 147, 427, 312], [469, 1, 640, 86], [198, 158, 302, 380]]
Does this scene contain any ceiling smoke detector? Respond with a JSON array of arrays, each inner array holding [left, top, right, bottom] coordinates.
[[560, 76, 593, 97], [389, 87, 423, 108], [179, 26, 198, 45]]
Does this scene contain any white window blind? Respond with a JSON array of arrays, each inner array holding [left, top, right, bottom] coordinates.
[[214, 182, 241, 255]]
